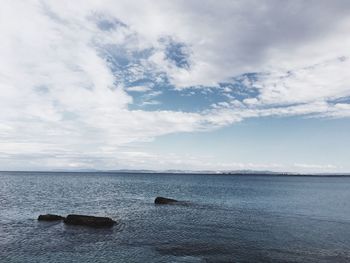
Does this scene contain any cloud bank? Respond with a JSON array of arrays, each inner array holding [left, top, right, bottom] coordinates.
[[0, 0, 349, 170]]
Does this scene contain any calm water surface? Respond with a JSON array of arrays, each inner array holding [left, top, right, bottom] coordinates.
[[1, 172, 350, 262]]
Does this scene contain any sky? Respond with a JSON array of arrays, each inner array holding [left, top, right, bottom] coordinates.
[[0, 0, 350, 173]]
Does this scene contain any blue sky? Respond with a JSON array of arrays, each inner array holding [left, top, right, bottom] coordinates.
[[0, 0, 350, 172]]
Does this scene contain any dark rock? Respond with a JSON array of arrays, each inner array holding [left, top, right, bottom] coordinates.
[[155, 196, 179, 205], [63, 214, 116, 228], [38, 214, 65, 221]]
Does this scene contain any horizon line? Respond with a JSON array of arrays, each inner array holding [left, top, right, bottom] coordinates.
[[1, 170, 350, 177]]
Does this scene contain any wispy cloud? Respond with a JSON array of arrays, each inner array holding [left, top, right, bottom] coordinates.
[[126, 86, 151, 92]]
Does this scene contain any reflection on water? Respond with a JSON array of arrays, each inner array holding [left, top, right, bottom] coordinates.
[[1, 172, 350, 262]]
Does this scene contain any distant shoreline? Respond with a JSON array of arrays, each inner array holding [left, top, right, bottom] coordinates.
[[1, 170, 350, 177]]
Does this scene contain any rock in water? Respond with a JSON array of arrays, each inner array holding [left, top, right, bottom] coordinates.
[[38, 214, 65, 221], [64, 214, 116, 228], [154, 196, 179, 205]]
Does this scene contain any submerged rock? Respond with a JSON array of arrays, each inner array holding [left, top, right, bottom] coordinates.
[[38, 214, 65, 221], [64, 214, 116, 228], [154, 196, 179, 205]]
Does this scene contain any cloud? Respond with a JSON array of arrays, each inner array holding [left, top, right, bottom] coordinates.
[[294, 163, 338, 170], [126, 86, 151, 92], [0, 1, 205, 164], [105, 0, 350, 88], [253, 57, 350, 105], [0, 0, 350, 170]]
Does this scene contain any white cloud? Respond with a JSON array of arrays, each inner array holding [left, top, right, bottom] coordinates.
[[126, 86, 151, 92], [254, 57, 350, 105], [1, 0, 350, 170], [0, 1, 206, 165], [294, 163, 338, 170]]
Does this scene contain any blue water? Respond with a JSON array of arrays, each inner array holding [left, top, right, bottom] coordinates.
[[1, 172, 350, 262]]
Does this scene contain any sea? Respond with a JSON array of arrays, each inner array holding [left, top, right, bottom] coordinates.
[[1, 171, 350, 263]]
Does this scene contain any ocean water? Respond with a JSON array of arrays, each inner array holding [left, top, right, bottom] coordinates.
[[1, 172, 350, 263]]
